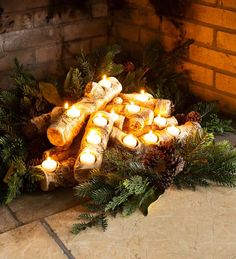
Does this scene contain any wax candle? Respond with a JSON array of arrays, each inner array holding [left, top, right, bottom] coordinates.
[[123, 134, 138, 148], [66, 105, 80, 118], [42, 157, 58, 173], [113, 97, 123, 104], [93, 114, 108, 127], [64, 102, 69, 109], [86, 130, 102, 145], [166, 125, 180, 137], [135, 90, 150, 102], [80, 150, 96, 166], [143, 130, 158, 144], [154, 115, 167, 127], [110, 110, 119, 122], [126, 102, 140, 114], [98, 75, 111, 89]]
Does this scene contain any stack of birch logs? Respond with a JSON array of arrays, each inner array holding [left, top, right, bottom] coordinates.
[[33, 77, 202, 191]]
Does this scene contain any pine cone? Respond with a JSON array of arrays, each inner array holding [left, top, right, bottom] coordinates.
[[123, 61, 135, 72], [158, 155, 184, 190], [186, 111, 202, 123]]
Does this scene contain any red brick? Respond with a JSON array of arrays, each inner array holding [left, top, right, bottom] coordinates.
[[215, 72, 236, 95], [92, 3, 108, 18], [116, 23, 140, 42], [3, 27, 61, 51], [66, 40, 91, 57], [36, 45, 62, 64], [63, 20, 107, 41], [187, 4, 236, 30], [183, 62, 214, 86], [189, 45, 236, 74], [217, 31, 236, 53], [219, 0, 236, 9], [140, 29, 157, 45], [91, 36, 108, 49], [1, 0, 48, 12], [0, 49, 35, 71], [184, 22, 213, 45], [190, 84, 236, 114]]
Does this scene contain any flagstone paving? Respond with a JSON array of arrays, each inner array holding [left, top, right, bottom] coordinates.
[[0, 133, 236, 259]]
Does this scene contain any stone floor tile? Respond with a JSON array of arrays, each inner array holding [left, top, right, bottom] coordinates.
[[0, 221, 67, 259], [8, 188, 78, 223], [45, 186, 236, 259], [215, 132, 236, 145], [0, 206, 19, 233]]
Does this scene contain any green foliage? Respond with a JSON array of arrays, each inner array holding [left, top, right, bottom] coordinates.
[[174, 131, 236, 190], [71, 213, 108, 234], [63, 45, 124, 99], [189, 101, 235, 134]]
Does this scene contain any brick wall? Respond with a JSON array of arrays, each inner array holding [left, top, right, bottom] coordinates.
[[184, 1, 236, 114], [0, 0, 108, 89], [111, 0, 236, 114], [1, 0, 236, 113]]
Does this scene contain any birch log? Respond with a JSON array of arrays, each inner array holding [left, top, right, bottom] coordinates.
[[154, 99, 173, 117], [110, 126, 143, 151], [35, 158, 76, 191], [119, 93, 156, 109], [124, 107, 154, 131], [47, 77, 122, 147], [74, 111, 114, 182]]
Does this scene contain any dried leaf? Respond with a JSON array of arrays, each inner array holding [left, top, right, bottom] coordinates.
[[39, 82, 62, 106]]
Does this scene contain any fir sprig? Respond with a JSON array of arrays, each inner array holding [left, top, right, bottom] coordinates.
[[71, 213, 108, 234]]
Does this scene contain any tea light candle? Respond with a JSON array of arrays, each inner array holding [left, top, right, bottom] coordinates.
[[126, 102, 140, 114], [98, 75, 111, 89], [42, 157, 58, 173], [86, 130, 102, 145], [66, 105, 80, 118], [135, 90, 150, 102], [64, 102, 69, 109], [110, 110, 119, 122], [93, 114, 108, 127], [143, 130, 158, 144], [113, 97, 123, 104], [123, 134, 137, 148], [154, 115, 167, 127], [80, 150, 96, 166], [166, 125, 180, 137]]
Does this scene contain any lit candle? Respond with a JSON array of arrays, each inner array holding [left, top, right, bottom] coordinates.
[[135, 90, 150, 102], [93, 114, 108, 127], [166, 125, 180, 137], [42, 157, 58, 173], [80, 150, 96, 166], [123, 134, 138, 148], [113, 97, 123, 104], [143, 130, 158, 144], [126, 102, 140, 114], [86, 130, 102, 145], [66, 105, 80, 118], [64, 102, 69, 109], [110, 110, 119, 122], [98, 75, 112, 89], [154, 115, 167, 128]]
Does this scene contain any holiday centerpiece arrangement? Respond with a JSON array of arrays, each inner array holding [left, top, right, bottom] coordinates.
[[0, 40, 236, 233]]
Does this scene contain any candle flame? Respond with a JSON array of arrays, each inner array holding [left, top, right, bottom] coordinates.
[[64, 102, 69, 109], [102, 75, 107, 80], [140, 89, 145, 95]]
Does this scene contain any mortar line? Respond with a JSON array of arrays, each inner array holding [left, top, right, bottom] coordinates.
[[6, 205, 23, 226], [40, 219, 75, 259]]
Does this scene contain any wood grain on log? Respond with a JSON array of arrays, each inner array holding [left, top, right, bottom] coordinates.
[[74, 111, 114, 182]]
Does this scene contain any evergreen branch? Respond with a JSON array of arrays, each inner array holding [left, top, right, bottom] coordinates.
[[71, 213, 108, 234]]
